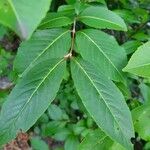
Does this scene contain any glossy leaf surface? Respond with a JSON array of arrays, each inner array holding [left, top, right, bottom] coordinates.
[[123, 41, 150, 77], [76, 29, 127, 82], [0, 0, 51, 39], [0, 58, 65, 145], [14, 28, 71, 75], [71, 58, 134, 149]]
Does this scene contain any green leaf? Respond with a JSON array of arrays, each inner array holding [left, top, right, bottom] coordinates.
[[53, 128, 71, 141], [122, 40, 141, 55], [65, 0, 76, 4], [114, 9, 140, 24], [38, 113, 49, 124], [41, 121, 66, 136], [115, 82, 131, 99], [110, 142, 126, 150], [65, 135, 79, 150], [85, 0, 106, 4], [58, 5, 75, 17], [144, 142, 150, 150], [132, 104, 150, 141], [139, 83, 150, 104], [123, 41, 150, 78], [0, 0, 51, 39], [0, 58, 66, 145], [0, 25, 8, 39], [132, 32, 150, 42], [75, 29, 127, 82], [79, 129, 126, 150], [71, 58, 134, 149], [31, 136, 49, 150], [74, 1, 89, 15], [39, 13, 73, 29], [78, 6, 127, 31], [14, 28, 71, 75], [79, 129, 113, 150], [48, 104, 63, 120]]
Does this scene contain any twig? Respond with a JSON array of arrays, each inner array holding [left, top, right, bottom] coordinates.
[[64, 18, 76, 59]]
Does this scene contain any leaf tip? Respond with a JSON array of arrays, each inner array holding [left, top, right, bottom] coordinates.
[[122, 66, 129, 72]]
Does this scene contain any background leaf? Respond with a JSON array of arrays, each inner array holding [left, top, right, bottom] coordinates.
[[64, 135, 79, 150], [132, 104, 150, 141], [122, 40, 142, 55], [48, 104, 63, 121], [123, 41, 150, 78], [30, 136, 49, 150], [79, 129, 112, 150], [139, 83, 150, 104], [0, 0, 51, 39]]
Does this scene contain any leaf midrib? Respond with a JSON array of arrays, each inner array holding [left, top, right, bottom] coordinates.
[[125, 62, 150, 70], [93, 135, 108, 149], [40, 16, 71, 26], [22, 30, 69, 76], [74, 59, 125, 139], [13, 59, 64, 129], [78, 16, 123, 29], [79, 31, 124, 81]]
